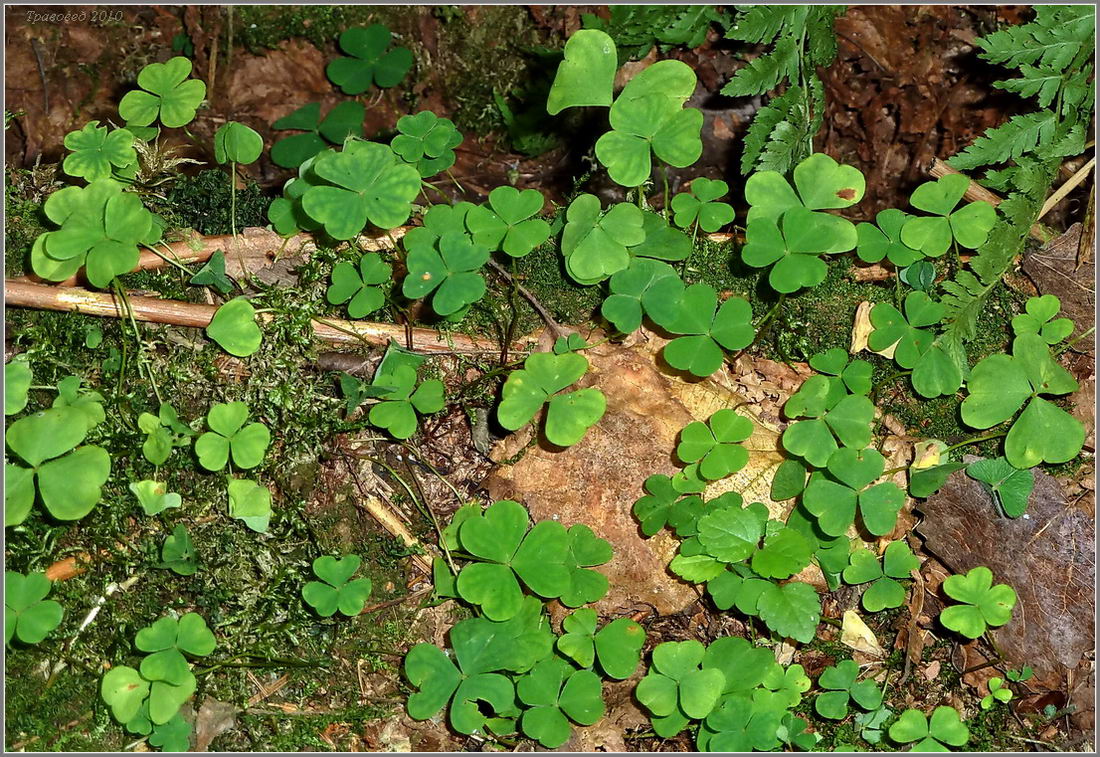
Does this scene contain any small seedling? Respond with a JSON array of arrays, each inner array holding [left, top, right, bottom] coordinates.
[[195, 401, 270, 471], [118, 57, 207, 128], [62, 121, 137, 181], [129, 480, 182, 516], [856, 209, 923, 267], [899, 260, 936, 290], [327, 252, 391, 318], [157, 525, 197, 576], [980, 677, 1013, 709], [138, 402, 194, 466], [939, 566, 1017, 639], [302, 555, 373, 617], [497, 351, 606, 447], [843, 541, 920, 612], [227, 478, 273, 532], [5, 357, 31, 415], [366, 364, 445, 440], [671, 178, 734, 233], [556, 608, 645, 679], [888, 705, 970, 751], [5, 571, 64, 644], [206, 297, 263, 357], [814, 659, 884, 719], [1006, 666, 1033, 682], [552, 333, 587, 355], [189, 250, 234, 294], [1011, 294, 1073, 344], [213, 121, 263, 237], [326, 24, 413, 94]]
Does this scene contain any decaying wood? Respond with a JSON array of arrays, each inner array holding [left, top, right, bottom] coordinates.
[[928, 157, 1047, 242], [4, 279, 530, 355]]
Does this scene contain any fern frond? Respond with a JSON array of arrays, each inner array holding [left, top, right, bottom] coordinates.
[[756, 120, 807, 175], [994, 66, 1063, 108], [726, 5, 807, 45], [722, 37, 798, 97], [978, 7, 1093, 73], [805, 6, 847, 65], [949, 111, 1056, 171], [740, 86, 799, 173]]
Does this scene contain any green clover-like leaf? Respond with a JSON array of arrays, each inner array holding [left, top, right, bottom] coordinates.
[[5, 357, 31, 416], [867, 291, 945, 369], [677, 409, 753, 480], [158, 524, 198, 576], [656, 283, 755, 377], [561, 194, 645, 284], [856, 209, 923, 267], [742, 206, 858, 293], [194, 401, 270, 470], [595, 60, 703, 187], [497, 351, 603, 447], [206, 297, 263, 357], [271, 101, 366, 168], [62, 121, 137, 181], [744, 152, 866, 223], [327, 252, 391, 318], [213, 121, 263, 165], [696, 498, 769, 564], [5, 571, 64, 644], [129, 479, 182, 516], [901, 174, 996, 256], [465, 186, 549, 257], [118, 57, 206, 128], [391, 110, 463, 178], [815, 659, 883, 719], [755, 581, 821, 643], [101, 666, 151, 725], [1011, 294, 1073, 344], [303, 554, 373, 617], [602, 257, 684, 334], [226, 478, 273, 533], [966, 456, 1034, 518], [889, 706, 969, 751], [402, 231, 489, 316], [671, 178, 734, 232], [517, 658, 605, 747], [939, 566, 1017, 639], [546, 29, 616, 115], [326, 24, 413, 94]]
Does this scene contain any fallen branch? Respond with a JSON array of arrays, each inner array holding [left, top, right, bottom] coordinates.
[[928, 158, 1047, 242], [1037, 156, 1095, 221], [5, 279, 532, 355]]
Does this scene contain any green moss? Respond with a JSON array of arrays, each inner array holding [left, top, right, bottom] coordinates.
[[162, 169, 271, 236]]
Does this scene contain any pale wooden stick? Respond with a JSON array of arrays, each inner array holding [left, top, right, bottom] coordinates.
[[1038, 156, 1095, 221], [4, 279, 529, 355]]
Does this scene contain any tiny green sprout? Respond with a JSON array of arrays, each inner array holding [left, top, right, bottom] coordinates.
[[961, 333, 1083, 468], [901, 174, 997, 257], [213, 121, 263, 165], [138, 402, 194, 466], [466, 186, 550, 257], [939, 566, 1017, 639], [5, 357, 31, 415], [52, 375, 105, 431], [454, 500, 611, 619], [1011, 294, 1074, 344], [337, 372, 393, 416], [5, 571, 64, 644], [301, 140, 421, 239], [546, 29, 616, 115], [62, 121, 137, 181], [804, 447, 906, 537], [31, 179, 157, 287], [888, 705, 970, 751], [129, 480, 182, 516], [1006, 666, 1033, 682], [602, 257, 684, 334], [552, 333, 588, 354], [808, 348, 873, 396], [227, 478, 272, 533], [195, 401, 270, 471], [652, 283, 755, 377], [856, 705, 893, 745], [517, 657, 605, 747], [171, 31, 194, 56], [671, 178, 734, 233], [189, 250, 234, 294], [136, 613, 216, 657], [157, 524, 197, 576], [782, 393, 875, 467], [966, 456, 1034, 518], [595, 60, 703, 187], [101, 666, 152, 725], [556, 608, 646, 679], [327, 252, 391, 318], [632, 474, 707, 538], [561, 194, 645, 284], [980, 677, 1013, 709], [327, 24, 413, 93], [84, 325, 104, 348], [814, 659, 884, 720], [5, 404, 111, 526], [636, 640, 725, 724], [206, 297, 262, 357], [856, 209, 923, 267], [676, 409, 753, 481], [302, 555, 373, 617], [497, 351, 606, 447], [391, 111, 463, 178], [908, 461, 967, 498], [899, 260, 936, 291], [867, 291, 945, 369], [271, 101, 365, 168], [844, 541, 919, 612], [402, 232, 489, 316], [118, 57, 207, 128]]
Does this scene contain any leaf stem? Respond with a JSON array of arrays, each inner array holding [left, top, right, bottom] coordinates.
[[942, 430, 1006, 454]]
